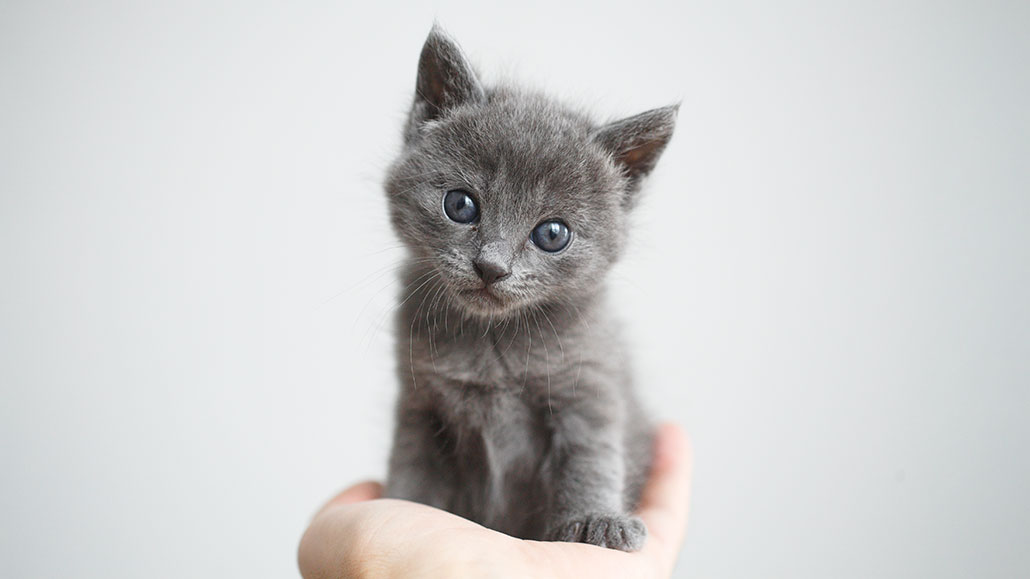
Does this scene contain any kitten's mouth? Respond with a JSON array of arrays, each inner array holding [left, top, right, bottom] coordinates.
[[466, 286, 504, 303], [457, 285, 512, 313]]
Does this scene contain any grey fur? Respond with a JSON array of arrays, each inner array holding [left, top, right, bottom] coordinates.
[[383, 26, 676, 551]]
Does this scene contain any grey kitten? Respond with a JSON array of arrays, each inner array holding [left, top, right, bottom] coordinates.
[[383, 26, 676, 552]]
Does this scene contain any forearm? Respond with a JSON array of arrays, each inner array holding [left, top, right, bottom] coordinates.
[[385, 403, 454, 507], [545, 404, 628, 517]]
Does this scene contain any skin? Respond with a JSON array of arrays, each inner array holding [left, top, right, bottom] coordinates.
[[298, 423, 691, 578]]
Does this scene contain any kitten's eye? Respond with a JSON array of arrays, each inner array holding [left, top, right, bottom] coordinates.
[[443, 189, 478, 224], [531, 220, 571, 253]]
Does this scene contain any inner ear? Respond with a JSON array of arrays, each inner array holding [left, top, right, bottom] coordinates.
[[617, 139, 667, 174]]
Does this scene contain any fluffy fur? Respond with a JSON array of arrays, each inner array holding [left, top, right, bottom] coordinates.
[[383, 25, 676, 551]]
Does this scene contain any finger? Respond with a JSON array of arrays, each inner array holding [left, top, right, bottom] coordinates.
[[636, 423, 692, 572], [315, 480, 384, 518]]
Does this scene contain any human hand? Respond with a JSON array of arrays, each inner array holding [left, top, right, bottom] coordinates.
[[298, 423, 691, 578]]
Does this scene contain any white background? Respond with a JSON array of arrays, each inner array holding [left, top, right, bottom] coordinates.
[[2, 1, 1028, 577]]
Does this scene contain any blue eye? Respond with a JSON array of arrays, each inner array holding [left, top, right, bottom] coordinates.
[[531, 220, 571, 252], [443, 189, 478, 224]]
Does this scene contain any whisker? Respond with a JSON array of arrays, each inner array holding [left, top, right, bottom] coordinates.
[[407, 271, 442, 389], [521, 309, 532, 394], [530, 309, 552, 416], [361, 265, 439, 351], [322, 255, 437, 307], [539, 305, 565, 363]]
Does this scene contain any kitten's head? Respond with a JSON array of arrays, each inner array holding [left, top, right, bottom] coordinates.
[[385, 26, 676, 318]]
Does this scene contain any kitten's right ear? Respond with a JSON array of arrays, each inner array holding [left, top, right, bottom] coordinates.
[[592, 105, 678, 207], [406, 25, 484, 142]]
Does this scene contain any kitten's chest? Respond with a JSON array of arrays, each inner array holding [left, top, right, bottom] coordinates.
[[431, 380, 551, 533], [412, 328, 561, 469], [408, 318, 574, 393]]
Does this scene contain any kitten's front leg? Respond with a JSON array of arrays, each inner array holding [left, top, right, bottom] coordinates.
[[384, 401, 456, 509], [543, 402, 647, 552]]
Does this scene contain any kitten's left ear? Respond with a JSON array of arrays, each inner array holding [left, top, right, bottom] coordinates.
[[592, 105, 678, 206], [406, 25, 485, 142]]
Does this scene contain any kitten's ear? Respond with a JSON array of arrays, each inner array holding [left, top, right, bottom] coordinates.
[[407, 25, 485, 141], [592, 105, 678, 205]]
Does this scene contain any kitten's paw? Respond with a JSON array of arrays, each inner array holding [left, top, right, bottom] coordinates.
[[546, 513, 647, 552]]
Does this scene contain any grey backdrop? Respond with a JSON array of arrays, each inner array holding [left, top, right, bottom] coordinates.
[[2, 1, 1027, 577]]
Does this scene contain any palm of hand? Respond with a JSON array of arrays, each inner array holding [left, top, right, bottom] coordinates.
[[299, 424, 691, 578]]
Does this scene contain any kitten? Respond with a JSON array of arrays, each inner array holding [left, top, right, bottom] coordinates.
[[383, 26, 676, 552]]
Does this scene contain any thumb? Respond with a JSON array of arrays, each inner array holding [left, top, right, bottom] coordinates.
[[636, 423, 692, 574], [314, 480, 384, 518]]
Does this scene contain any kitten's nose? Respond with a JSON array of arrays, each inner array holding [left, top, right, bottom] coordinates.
[[473, 258, 510, 285]]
